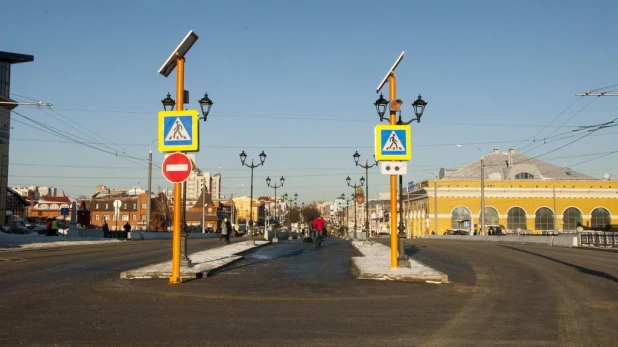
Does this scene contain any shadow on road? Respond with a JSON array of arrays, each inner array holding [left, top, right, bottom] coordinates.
[[504, 245, 618, 283]]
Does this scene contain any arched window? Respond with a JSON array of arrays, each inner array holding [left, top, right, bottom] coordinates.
[[562, 207, 582, 231], [483, 207, 499, 226], [507, 207, 527, 231], [591, 208, 611, 231], [515, 172, 534, 180], [50, 204, 59, 210], [535, 207, 554, 231], [451, 206, 471, 230]]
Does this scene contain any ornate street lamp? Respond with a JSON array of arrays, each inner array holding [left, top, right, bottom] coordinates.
[[239, 150, 267, 244], [353, 151, 378, 241], [161, 93, 175, 111], [198, 93, 213, 121], [346, 176, 364, 240], [266, 176, 285, 242], [283, 192, 298, 240], [374, 93, 389, 122]]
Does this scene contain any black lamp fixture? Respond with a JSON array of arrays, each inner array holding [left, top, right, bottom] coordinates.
[[353, 150, 361, 165], [161, 93, 175, 111], [258, 150, 267, 164], [374, 93, 389, 121], [412, 94, 427, 119], [239, 150, 247, 164], [360, 176, 365, 186], [198, 93, 213, 121]]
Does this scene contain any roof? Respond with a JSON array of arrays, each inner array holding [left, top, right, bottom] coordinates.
[[37, 196, 72, 204], [444, 149, 597, 181], [192, 190, 214, 209], [7, 187, 31, 206], [0, 51, 34, 64]]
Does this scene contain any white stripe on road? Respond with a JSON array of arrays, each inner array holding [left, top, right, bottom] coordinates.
[[166, 164, 188, 171]]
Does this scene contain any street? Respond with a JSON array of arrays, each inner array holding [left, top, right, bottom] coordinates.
[[0, 237, 616, 346]]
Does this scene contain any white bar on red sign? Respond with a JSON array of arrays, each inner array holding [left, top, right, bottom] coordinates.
[[167, 164, 189, 171]]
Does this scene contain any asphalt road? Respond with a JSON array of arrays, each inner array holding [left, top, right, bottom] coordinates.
[[0, 237, 616, 346]]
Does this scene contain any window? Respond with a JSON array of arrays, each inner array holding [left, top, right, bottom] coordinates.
[[515, 172, 534, 180], [141, 214, 146, 221], [105, 204, 108, 209], [562, 208, 582, 231], [483, 207, 499, 226], [142, 204, 147, 209], [96, 203, 99, 209], [95, 215, 100, 221], [50, 204, 59, 209], [535, 207, 554, 231], [507, 207, 527, 231], [122, 215, 129, 221], [132, 215, 136, 221], [591, 208, 611, 230], [133, 203, 136, 209], [451, 207, 471, 230]]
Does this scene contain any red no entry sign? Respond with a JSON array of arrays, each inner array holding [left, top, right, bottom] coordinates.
[[162, 152, 192, 183]]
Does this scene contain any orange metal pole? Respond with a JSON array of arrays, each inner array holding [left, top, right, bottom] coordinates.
[[389, 73, 398, 268], [170, 56, 185, 284]]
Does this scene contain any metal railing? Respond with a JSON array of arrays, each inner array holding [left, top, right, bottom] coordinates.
[[580, 232, 617, 248]]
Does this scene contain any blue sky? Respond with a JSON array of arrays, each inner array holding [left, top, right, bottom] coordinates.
[[4, 0, 618, 203]]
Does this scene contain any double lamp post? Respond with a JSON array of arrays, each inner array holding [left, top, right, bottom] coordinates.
[[353, 151, 378, 240], [282, 192, 298, 240], [266, 176, 285, 242], [346, 176, 364, 240], [239, 150, 267, 245]]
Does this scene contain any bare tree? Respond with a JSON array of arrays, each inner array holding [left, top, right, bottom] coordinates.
[[300, 203, 320, 223], [151, 193, 172, 232]]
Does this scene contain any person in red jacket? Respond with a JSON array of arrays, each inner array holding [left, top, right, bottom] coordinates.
[[315, 216, 325, 237]]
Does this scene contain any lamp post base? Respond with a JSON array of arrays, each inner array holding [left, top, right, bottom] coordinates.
[[397, 223, 409, 268], [180, 232, 192, 268]]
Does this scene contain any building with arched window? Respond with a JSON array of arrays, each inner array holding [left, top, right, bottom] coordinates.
[[404, 148, 617, 237]]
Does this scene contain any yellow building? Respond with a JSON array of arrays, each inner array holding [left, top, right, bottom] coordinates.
[[404, 148, 617, 237], [233, 196, 259, 223]]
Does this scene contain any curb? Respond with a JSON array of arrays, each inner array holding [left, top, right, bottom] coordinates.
[[120, 241, 272, 280]]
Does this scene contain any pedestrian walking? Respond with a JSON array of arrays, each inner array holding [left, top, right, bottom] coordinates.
[[219, 218, 229, 243], [102, 221, 110, 238], [45, 218, 53, 236], [50, 217, 58, 236], [225, 219, 232, 243], [123, 222, 131, 237], [316, 215, 325, 237]]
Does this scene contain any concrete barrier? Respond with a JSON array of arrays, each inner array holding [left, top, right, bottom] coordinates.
[[426, 234, 578, 247]]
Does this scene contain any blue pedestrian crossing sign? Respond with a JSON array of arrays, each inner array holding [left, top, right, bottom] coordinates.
[[158, 110, 199, 152], [374, 124, 412, 161]]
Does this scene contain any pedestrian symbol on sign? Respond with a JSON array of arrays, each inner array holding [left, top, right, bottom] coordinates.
[[165, 118, 191, 141], [384, 131, 404, 151]]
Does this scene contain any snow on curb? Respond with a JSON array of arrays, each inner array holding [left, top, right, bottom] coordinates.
[[121, 241, 270, 279], [351, 241, 448, 283]]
